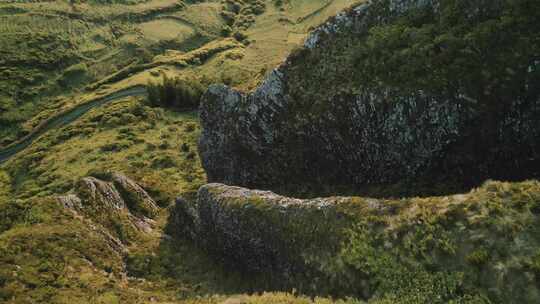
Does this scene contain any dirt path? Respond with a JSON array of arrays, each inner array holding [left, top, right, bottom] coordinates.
[[0, 86, 147, 164]]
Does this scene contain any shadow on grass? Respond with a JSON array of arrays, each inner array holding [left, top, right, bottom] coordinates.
[[124, 205, 290, 301]]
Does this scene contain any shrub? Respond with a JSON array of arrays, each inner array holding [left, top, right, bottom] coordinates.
[[466, 249, 490, 267], [100, 141, 130, 152], [221, 25, 233, 37], [147, 75, 205, 111], [151, 155, 177, 168], [184, 123, 196, 132], [62, 63, 88, 78], [58, 62, 90, 86], [120, 113, 137, 124], [233, 31, 248, 42], [158, 141, 170, 150], [86, 168, 114, 181], [180, 143, 190, 152]]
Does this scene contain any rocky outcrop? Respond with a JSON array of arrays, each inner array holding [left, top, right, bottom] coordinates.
[[199, 0, 540, 195], [174, 181, 540, 302], [172, 183, 363, 295], [111, 172, 159, 218], [57, 172, 159, 240], [76, 177, 127, 210]]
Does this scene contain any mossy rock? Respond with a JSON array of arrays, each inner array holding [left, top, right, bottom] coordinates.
[[176, 181, 540, 303]]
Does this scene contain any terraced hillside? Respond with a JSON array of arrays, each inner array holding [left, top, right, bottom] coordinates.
[[0, 0, 358, 149]]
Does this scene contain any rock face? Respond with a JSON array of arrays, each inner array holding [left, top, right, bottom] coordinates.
[[172, 183, 365, 295], [174, 181, 540, 302], [57, 172, 159, 239], [110, 172, 159, 218], [199, 0, 540, 195]]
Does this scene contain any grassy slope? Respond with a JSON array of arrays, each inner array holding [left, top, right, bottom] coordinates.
[[0, 96, 361, 302], [1, 96, 205, 199], [4, 0, 536, 303], [0, 0, 360, 148], [0, 0, 195, 146]]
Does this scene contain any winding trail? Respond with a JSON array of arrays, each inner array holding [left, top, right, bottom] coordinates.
[[0, 85, 147, 164]]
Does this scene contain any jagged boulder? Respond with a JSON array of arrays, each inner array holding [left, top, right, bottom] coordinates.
[[175, 181, 540, 302], [76, 176, 126, 210], [57, 172, 158, 241], [111, 172, 159, 218], [199, 0, 540, 195]]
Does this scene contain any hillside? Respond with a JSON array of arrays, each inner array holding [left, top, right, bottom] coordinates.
[[1, 0, 540, 303], [0, 0, 358, 149], [0, 1, 364, 303], [195, 0, 540, 302]]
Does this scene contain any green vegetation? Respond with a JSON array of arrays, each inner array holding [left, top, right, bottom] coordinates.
[[0, 92, 365, 303], [148, 75, 205, 110], [221, 0, 267, 34], [0, 170, 11, 203], [0, 0, 357, 149], [1, 96, 205, 201], [0, 9, 141, 144], [58, 63, 91, 87], [0, 195, 245, 303], [287, 0, 540, 121], [193, 181, 540, 303], [1, 0, 538, 303]]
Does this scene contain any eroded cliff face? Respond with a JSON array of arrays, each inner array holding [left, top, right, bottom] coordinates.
[[199, 0, 540, 196], [173, 181, 540, 302]]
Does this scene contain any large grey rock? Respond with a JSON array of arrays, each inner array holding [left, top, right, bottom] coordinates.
[[111, 172, 159, 218], [76, 176, 126, 210], [176, 183, 364, 295], [174, 181, 540, 302]]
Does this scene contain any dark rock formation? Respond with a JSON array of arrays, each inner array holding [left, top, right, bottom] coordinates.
[[174, 183, 369, 296], [199, 0, 540, 196]]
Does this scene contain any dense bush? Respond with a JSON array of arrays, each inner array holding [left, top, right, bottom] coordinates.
[[147, 75, 205, 110], [221, 0, 266, 31], [291, 0, 540, 115]]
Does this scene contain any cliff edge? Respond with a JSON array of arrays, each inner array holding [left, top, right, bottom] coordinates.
[[199, 0, 540, 196]]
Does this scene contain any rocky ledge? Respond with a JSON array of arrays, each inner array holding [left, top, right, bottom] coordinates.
[[173, 181, 540, 302], [57, 172, 159, 241]]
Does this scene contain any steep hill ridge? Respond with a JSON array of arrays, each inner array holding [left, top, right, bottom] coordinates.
[[199, 0, 540, 197], [173, 180, 540, 302]]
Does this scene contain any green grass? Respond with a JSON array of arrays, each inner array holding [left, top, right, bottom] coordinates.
[[139, 19, 197, 42], [0, 4, 364, 301], [4, 1, 536, 303], [1, 96, 205, 201], [0, 169, 11, 203], [0, 0, 358, 148]]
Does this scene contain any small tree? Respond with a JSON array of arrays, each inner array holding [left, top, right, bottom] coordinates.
[[147, 75, 205, 111]]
